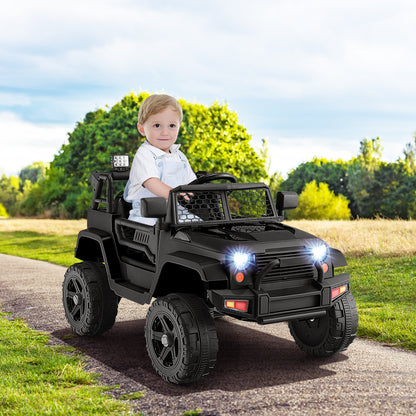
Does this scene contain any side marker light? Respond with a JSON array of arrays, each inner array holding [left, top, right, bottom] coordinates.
[[225, 300, 248, 312], [332, 285, 347, 300]]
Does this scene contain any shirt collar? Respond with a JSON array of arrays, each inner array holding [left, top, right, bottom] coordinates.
[[143, 140, 181, 156]]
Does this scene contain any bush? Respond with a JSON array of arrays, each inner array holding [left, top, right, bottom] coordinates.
[[0, 203, 8, 218], [288, 180, 351, 220]]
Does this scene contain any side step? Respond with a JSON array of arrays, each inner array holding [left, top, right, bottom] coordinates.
[[111, 280, 152, 305]]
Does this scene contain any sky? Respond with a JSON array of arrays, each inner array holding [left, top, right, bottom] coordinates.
[[1, 0, 416, 178]]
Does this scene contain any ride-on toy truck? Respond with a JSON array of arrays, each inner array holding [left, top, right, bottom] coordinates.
[[62, 156, 358, 384]]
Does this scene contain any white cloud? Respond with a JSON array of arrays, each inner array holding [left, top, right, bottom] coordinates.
[[3, 0, 416, 104], [1, 0, 415, 178], [0, 112, 72, 176]]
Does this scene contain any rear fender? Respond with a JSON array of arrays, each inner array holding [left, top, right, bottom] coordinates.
[[75, 228, 120, 290]]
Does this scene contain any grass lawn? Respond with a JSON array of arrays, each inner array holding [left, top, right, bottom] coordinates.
[[0, 218, 415, 415], [347, 255, 416, 349], [0, 218, 415, 350], [0, 312, 131, 416]]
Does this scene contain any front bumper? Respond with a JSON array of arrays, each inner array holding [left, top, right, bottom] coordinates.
[[209, 273, 351, 324]]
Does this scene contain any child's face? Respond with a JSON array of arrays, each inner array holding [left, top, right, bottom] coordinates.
[[137, 106, 181, 153]]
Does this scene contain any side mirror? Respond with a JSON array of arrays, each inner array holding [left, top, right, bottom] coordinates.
[[141, 197, 167, 218], [276, 191, 298, 216]]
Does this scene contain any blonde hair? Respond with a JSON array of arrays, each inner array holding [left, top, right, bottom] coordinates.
[[138, 94, 183, 125]]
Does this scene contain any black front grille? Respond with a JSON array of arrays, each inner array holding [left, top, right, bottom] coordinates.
[[255, 250, 315, 282]]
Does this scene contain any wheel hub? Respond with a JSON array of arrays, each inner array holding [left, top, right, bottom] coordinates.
[[73, 294, 79, 305], [161, 333, 172, 347]]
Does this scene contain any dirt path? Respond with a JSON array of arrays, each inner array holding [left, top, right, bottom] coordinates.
[[0, 253, 415, 416]]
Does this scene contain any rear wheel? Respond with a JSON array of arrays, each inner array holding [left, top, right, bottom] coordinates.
[[289, 292, 358, 357], [63, 262, 119, 336], [145, 293, 218, 384]]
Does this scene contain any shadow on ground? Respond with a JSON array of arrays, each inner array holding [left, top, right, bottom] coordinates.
[[53, 318, 347, 395]]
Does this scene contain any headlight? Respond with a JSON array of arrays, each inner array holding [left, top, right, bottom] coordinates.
[[226, 247, 256, 283], [310, 243, 328, 263], [232, 252, 251, 270]]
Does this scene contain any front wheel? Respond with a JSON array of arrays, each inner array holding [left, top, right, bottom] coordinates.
[[145, 293, 218, 384], [63, 262, 119, 336], [289, 292, 358, 357]]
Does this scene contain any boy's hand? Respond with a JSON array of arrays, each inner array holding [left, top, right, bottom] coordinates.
[[179, 192, 193, 202]]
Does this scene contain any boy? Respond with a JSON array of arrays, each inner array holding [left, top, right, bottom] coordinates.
[[124, 94, 196, 224]]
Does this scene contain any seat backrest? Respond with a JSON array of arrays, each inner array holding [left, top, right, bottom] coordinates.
[[114, 192, 132, 218]]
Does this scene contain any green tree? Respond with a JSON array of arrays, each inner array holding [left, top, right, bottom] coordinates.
[[0, 175, 21, 216], [280, 157, 350, 199], [288, 180, 351, 220], [347, 137, 383, 217], [19, 162, 48, 186], [401, 135, 416, 175], [179, 100, 267, 182], [38, 92, 268, 218], [257, 139, 283, 196]]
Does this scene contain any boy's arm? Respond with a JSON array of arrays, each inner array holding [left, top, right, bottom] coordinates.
[[142, 177, 172, 200], [143, 177, 192, 202]]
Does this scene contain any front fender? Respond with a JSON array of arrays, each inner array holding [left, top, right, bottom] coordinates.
[[161, 251, 227, 283], [329, 248, 348, 268]]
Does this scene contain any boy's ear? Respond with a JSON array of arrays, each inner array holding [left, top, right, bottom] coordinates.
[[137, 122, 145, 136]]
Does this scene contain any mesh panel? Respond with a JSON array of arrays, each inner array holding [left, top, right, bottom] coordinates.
[[175, 188, 274, 224], [227, 189, 274, 219], [176, 192, 225, 223]]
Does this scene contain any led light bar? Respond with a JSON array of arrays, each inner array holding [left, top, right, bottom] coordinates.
[[111, 155, 130, 171]]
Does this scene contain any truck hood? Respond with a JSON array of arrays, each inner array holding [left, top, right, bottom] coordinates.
[[176, 224, 319, 253]]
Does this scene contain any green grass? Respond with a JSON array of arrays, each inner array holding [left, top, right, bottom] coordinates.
[[347, 255, 416, 350], [0, 312, 130, 416], [0, 229, 415, 350], [0, 225, 415, 415], [0, 231, 78, 266]]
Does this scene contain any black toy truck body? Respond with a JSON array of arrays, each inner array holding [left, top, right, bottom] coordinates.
[[63, 168, 358, 384]]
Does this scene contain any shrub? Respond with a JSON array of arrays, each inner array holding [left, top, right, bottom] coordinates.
[[0, 203, 8, 218], [288, 180, 351, 220]]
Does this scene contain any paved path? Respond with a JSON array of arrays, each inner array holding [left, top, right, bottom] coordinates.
[[0, 253, 415, 416]]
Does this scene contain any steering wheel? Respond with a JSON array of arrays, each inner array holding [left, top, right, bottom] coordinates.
[[189, 172, 237, 185]]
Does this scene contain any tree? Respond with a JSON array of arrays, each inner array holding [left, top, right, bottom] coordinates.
[[179, 100, 267, 182], [288, 180, 351, 220], [0, 175, 20, 216], [19, 162, 48, 187], [257, 139, 283, 196], [347, 137, 383, 217], [32, 92, 268, 218], [280, 157, 350, 198], [401, 135, 416, 175]]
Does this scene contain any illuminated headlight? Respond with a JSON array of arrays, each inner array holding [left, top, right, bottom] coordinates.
[[111, 155, 129, 171], [226, 247, 255, 271], [233, 252, 251, 270], [311, 243, 328, 263]]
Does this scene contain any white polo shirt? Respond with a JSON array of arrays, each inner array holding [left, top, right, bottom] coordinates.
[[124, 140, 196, 203]]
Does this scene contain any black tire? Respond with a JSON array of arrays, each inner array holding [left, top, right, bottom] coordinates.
[[289, 292, 358, 357], [145, 293, 218, 384], [63, 262, 119, 336]]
